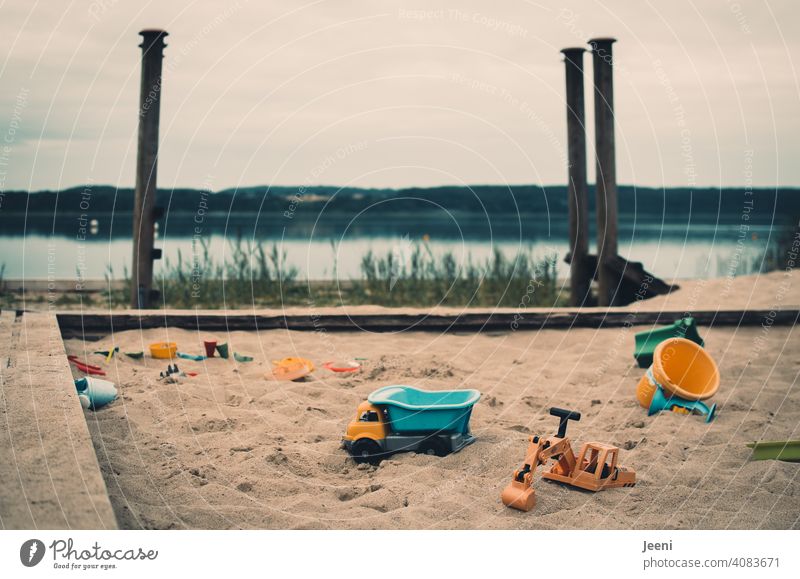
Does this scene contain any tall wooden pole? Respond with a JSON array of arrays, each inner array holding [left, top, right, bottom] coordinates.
[[561, 48, 591, 306], [131, 29, 167, 309], [589, 37, 620, 307]]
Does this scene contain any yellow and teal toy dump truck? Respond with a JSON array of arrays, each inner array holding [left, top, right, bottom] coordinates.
[[343, 385, 481, 464]]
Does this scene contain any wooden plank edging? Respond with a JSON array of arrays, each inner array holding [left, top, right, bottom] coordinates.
[[0, 312, 117, 529], [54, 308, 800, 339]]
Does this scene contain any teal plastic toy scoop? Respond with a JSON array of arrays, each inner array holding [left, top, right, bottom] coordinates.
[[648, 385, 716, 423], [177, 352, 206, 361]]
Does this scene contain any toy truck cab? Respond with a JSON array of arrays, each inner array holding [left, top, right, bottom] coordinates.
[[558, 442, 635, 491], [342, 402, 391, 461], [577, 442, 617, 478], [343, 386, 481, 464]]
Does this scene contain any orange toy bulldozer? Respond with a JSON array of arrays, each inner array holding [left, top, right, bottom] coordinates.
[[501, 407, 636, 512]]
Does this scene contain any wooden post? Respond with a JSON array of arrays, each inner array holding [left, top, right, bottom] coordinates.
[[589, 37, 620, 306], [131, 29, 167, 309], [561, 48, 591, 306]]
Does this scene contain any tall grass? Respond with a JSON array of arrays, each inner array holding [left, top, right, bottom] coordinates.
[[0, 238, 565, 309], [759, 224, 799, 273], [355, 242, 562, 307], [150, 237, 563, 308], [153, 236, 300, 308]]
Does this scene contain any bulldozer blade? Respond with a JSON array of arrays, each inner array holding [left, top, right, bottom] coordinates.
[[501, 482, 536, 512]]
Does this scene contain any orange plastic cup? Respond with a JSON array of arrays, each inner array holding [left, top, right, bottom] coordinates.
[[149, 342, 177, 359], [636, 337, 719, 407]]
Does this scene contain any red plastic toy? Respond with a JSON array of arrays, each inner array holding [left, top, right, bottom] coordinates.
[[323, 360, 361, 373], [67, 355, 106, 376]]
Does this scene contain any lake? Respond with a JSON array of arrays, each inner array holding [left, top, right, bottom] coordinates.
[[0, 214, 780, 281]]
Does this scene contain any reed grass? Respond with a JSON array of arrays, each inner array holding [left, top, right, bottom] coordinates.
[[353, 243, 563, 307], [94, 237, 566, 309]]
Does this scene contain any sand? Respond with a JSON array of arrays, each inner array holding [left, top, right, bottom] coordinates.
[[65, 316, 800, 530], [626, 270, 797, 312]]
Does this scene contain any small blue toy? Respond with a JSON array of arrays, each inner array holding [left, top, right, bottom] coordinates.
[[647, 383, 717, 423], [75, 377, 117, 410], [177, 352, 206, 361]]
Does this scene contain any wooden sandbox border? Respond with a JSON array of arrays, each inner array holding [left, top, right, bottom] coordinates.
[[0, 311, 117, 530], [57, 308, 799, 339]]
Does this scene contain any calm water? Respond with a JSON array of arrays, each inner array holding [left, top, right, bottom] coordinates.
[[0, 215, 779, 281]]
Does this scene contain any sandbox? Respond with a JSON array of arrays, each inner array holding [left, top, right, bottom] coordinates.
[[63, 322, 799, 530]]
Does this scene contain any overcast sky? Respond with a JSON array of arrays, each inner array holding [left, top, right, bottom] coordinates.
[[0, 0, 797, 191]]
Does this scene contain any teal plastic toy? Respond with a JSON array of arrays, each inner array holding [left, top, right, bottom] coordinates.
[[634, 317, 704, 368], [367, 385, 481, 434], [648, 384, 717, 423], [75, 377, 118, 410], [177, 352, 206, 361]]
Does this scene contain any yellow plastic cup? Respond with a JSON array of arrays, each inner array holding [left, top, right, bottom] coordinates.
[[636, 337, 720, 407]]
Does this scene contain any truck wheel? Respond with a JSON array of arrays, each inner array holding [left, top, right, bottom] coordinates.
[[417, 437, 448, 457], [350, 439, 382, 464]]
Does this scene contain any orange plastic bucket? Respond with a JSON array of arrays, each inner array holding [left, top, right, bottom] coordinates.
[[636, 337, 719, 407], [149, 342, 177, 359]]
